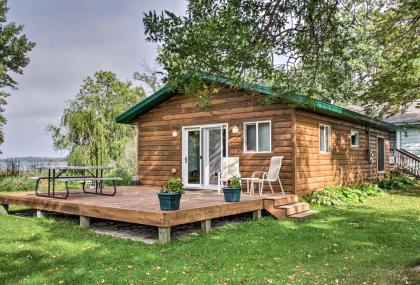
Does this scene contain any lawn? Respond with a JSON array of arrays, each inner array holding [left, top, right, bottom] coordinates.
[[0, 186, 419, 285]]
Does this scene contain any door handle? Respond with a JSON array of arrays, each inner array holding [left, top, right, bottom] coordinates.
[[185, 157, 187, 163]]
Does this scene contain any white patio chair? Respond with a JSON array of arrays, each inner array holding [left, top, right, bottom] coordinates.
[[217, 157, 241, 194], [253, 156, 284, 196]]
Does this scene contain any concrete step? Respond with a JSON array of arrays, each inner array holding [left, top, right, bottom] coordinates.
[[288, 210, 319, 220], [277, 202, 310, 216]]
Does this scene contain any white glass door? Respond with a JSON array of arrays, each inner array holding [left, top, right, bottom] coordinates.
[[183, 124, 227, 189], [202, 127, 222, 188], [185, 128, 201, 187]]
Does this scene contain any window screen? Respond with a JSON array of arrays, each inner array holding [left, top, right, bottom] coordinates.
[[320, 125, 331, 153], [245, 121, 271, 152]]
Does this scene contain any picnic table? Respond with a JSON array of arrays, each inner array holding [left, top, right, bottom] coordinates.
[[31, 166, 122, 199]]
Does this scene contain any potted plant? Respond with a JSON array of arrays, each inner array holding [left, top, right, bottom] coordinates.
[[223, 176, 242, 202], [157, 177, 185, 210]]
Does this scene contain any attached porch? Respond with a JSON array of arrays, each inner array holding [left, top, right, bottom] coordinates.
[[0, 186, 315, 243]]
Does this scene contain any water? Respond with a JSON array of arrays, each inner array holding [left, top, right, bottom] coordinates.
[[0, 158, 67, 171]]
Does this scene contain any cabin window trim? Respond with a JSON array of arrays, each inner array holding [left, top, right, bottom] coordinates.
[[243, 120, 272, 153], [319, 124, 332, 154], [377, 135, 386, 173], [350, 130, 360, 147]]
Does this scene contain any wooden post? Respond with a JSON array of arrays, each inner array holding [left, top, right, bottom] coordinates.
[[80, 216, 90, 228], [158, 227, 171, 243], [201, 219, 211, 234], [36, 210, 46, 218], [252, 209, 262, 220], [0, 204, 9, 215]]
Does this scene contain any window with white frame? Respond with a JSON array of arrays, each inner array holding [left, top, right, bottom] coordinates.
[[319, 124, 332, 153], [244, 121, 271, 152], [350, 130, 359, 147]]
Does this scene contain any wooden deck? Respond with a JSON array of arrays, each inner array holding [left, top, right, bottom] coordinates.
[[0, 186, 313, 242]]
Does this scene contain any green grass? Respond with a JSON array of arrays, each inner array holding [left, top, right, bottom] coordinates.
[[0, 187, 419, 285]]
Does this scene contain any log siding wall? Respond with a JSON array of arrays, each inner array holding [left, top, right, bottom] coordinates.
[[294, 110, 390, 195], [136, 87, 391, 195], [136, 88, 294, 193]]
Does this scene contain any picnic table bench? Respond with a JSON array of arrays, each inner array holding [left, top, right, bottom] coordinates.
[[31, 166, 122, 199]]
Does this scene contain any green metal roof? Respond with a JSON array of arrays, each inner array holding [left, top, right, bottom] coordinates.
[[116, 73, 399, 131]]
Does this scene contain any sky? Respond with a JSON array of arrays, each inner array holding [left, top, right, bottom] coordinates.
[[2, 0, 186, 158]]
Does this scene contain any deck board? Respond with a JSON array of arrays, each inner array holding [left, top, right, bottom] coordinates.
[[0, 186, 275, 227]]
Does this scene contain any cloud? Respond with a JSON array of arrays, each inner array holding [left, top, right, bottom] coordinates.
[[2, 0, 186, 157]]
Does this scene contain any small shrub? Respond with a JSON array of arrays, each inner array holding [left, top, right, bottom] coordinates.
[[306, 188, 345, 206], [0, 177, 36, 192], [161, 177, 184, 194], [378, 172, 414, 190], [105, 169, 133, 186], [306, 183, 385, 206], [358, 183, 385, 197], [338, 187, 367, 203]]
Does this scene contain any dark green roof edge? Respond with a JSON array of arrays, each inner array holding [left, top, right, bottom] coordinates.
[[115, 85, 173, 124], [116, 73, 400, 131]]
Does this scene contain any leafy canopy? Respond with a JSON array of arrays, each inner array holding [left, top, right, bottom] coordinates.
[[47, 71, 145, 168], [0, 0, 35, 146], [143, 0, 419, 117]]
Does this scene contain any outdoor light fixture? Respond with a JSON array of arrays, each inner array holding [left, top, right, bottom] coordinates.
[[171, 168, 177, 174], [232, 125, 239, 134], [172, 130, 178, 137]]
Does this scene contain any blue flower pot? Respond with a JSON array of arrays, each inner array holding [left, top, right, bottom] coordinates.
[[223, 187, 241, 202], [157, 192, 182, 210]]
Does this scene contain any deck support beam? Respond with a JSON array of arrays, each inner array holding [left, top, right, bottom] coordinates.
[[159, 227, 171, 243], [252, 209, 262, 220], [201, 219, 211, 234], [80, 216, 90, 228], [36, 210, 46, 218], [0, 204, 8, 215]]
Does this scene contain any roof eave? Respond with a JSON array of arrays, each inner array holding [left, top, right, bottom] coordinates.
[[116, 73, 400, 131], [116, 85, 173, 124]]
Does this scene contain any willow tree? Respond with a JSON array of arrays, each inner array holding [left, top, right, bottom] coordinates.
[[47, 71, 145, 169]]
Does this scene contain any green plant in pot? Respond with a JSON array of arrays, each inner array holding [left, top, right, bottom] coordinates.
[[157, 177, 185, 210], [223, 176, 242, 202]]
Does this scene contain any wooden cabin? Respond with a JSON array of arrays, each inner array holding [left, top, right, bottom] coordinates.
[[117, 74, 398, 196]]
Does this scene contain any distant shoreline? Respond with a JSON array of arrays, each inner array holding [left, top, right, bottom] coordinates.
[[0, 157, 67, 171], [0, 157, 66, 162]]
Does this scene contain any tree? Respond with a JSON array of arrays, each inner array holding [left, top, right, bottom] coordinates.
[[143, 0, 419, 117], [0, 0, 35, 146], [133, 60, 163, 93], [47, 71, 145, 171]]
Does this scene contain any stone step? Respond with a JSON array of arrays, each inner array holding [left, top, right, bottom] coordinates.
[[288, 210, 319, 220], [277, 202, 310, 216]]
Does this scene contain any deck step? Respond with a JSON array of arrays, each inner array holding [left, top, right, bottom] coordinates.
[[288, 210, 319, 220], [269, 195, 298, 207], [263, 200, 287, 219], [277, 202, 309, 216]]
